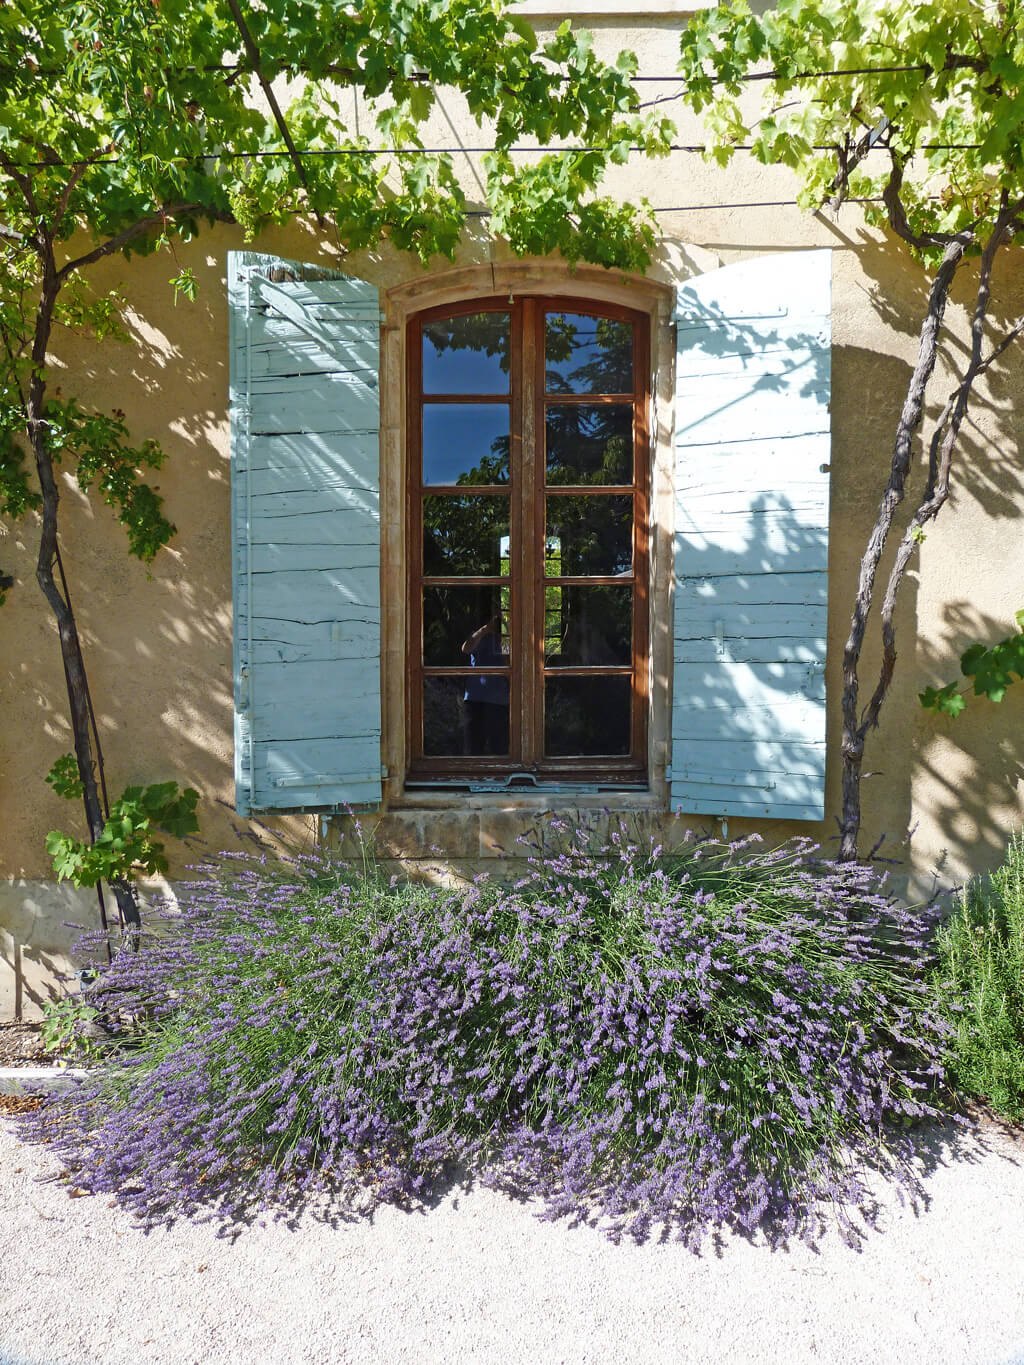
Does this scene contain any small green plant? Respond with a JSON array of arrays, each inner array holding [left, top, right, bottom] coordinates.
[[45, 755, 199, 888], [40, 994, 105, 1064], [932, 832, 1024, 1121], [920, 610, 1024, 718]]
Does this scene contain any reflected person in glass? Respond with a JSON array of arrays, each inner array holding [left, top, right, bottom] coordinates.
[[461, 613, 510, 755]]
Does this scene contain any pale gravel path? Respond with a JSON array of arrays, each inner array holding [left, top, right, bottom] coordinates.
[[2, 1117, 1024, 1365]]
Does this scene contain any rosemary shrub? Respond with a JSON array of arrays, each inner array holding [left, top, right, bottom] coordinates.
[[932, 831, 1024, 1121]]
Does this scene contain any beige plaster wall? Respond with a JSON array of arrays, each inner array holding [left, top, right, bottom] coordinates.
[[2, 11, 1023, 1013]]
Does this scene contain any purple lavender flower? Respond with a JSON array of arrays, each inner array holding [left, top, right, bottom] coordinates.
[[14, 826, 952, 1250]]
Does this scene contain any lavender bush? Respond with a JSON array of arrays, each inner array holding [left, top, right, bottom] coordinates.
[[21, 828, 952, 1247]]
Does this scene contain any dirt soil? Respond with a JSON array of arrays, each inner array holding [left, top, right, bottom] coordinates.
[[0, 1022, 47, 1067]]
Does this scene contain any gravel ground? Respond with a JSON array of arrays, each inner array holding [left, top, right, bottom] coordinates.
[[2, 1115, 1024, 1365], [0, 1025, 46, 1068]]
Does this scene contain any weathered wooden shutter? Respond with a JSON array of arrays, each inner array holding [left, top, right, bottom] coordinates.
[[228, 251, 382, 814], [671, 250, 831, 821]]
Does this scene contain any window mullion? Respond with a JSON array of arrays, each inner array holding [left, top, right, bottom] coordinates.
[[518, 298, 542, 768]]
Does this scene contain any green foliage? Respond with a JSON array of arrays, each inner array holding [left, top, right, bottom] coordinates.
[[45, 758, 200, 887], [0, 0, 669, 266], [169, 267, 198, 305], [44, 753, 84, 801], [920, 610, 1024, 716], [0, 0, 673, 557], [40, 994, 105, 1064], [932, 832, 1024, 1120], [45, 398, 175, 562], [678, 0, 1024, 262]]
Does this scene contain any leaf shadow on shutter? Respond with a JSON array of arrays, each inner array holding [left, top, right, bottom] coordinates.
[[229, 251, 383, 816], [672, 250, 831, 823]]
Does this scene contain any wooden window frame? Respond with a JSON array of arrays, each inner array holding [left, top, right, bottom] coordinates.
[[406, 294, 650, 785]]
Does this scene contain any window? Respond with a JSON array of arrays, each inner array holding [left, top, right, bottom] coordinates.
[[407, 298, 650, 786], [228, 249, 831, 825]]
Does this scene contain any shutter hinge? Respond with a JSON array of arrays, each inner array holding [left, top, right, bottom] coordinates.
[[380, 763, 389, 779], [237, 664, 250, 710]]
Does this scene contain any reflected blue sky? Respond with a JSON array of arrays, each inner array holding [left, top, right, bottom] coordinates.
[[423, 312, 510, 394], [422, 404, 510, 485]]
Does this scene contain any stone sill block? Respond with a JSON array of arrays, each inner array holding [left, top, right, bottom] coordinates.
[[0, 1067, 90, 1096]]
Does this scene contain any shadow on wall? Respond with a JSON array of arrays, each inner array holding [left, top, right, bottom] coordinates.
[[2, 221, 1021, 916], [1, 232, 323, 894], [915, 601, 1024, 891], [838, 226, 1024, 883]]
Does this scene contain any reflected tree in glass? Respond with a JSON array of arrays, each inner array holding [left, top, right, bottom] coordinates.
[[546, 405, 632, 485], [545, 313, 632, 395], [423, 312, 511, 393]]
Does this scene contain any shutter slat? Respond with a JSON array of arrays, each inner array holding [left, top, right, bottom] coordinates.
[[229, 251, 382, 814], [670, 250, 832, 822]]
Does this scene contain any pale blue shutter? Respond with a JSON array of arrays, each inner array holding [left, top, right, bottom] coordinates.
[[671, 250, 831, 821], [228, 251, 382, 814]]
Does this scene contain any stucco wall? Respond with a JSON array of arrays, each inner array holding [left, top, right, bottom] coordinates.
[[2, 11, 1023, 1014]]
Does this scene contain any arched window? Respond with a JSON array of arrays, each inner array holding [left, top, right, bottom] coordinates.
[[407, 296, 650, 785]]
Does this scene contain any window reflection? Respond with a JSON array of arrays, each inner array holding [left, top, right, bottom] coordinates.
[[546, 495, 633, 576], [545, 313, 633, 395], [424, 585, 508, 667], [412, 298, 646, 777], [545, 676, 631, 756], [423, 674, 511, 756], [423, 312, 511, 394], [546, 404, 632, 485], [423, 496, 510, 577], [422, 405, 510, 485], [544, 585, 632, 666]]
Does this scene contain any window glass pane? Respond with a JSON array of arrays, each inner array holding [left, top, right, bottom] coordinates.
[[546, 404, 632, 485], [423, 312, 511, 394], [423, 496, 510, 577], [423, 585, 509, 668], [546, 495, 633, 576], [545, 313, 633, 395], [424, 676, 511, 756], [544, 585, 632, 666], [545, 676, 631, 756], [423, 405, 510, 486]]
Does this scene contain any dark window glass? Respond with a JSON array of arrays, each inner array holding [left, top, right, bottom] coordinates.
[[545, 404, 632, 485], [545, 495, 633, 576], [544, 585, 632, 666], [423, 586, 509, 667], [423, 496, 510, 577], [545, 313, 633, 395], [423, 312, 511, 394], [411, 298, 646, 780], [544, 676, 631, 756], [424, 675, 511, 756], [422, 405, 510, 486]]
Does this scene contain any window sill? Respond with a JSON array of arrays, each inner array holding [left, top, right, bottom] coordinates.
[[387, 789, 666, 811]]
